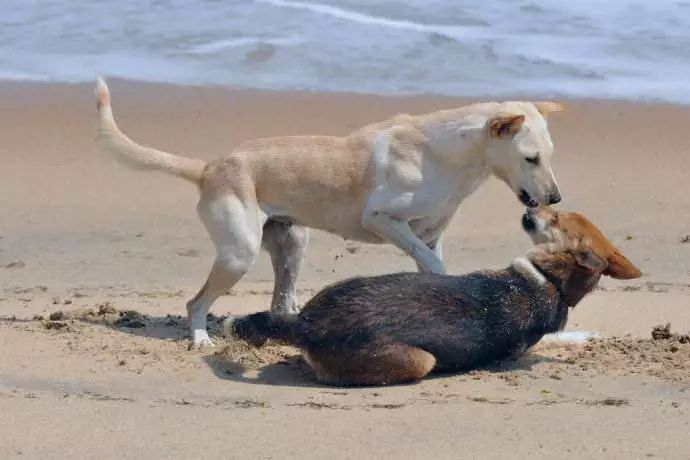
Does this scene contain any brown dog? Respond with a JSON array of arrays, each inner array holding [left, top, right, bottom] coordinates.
[[226, 207, 641, 386]]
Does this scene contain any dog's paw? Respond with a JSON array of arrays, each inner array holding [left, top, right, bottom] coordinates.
[[188, 339, 216, 352], [188, 330, 216, 351]]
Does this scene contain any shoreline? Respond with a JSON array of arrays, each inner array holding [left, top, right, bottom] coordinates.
[[2, 77, 690, 108]]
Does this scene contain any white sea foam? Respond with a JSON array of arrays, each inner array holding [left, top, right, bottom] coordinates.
[[253, 0, 486, 40], [187, 36, 303, 55], [1, 0, 690, 103]]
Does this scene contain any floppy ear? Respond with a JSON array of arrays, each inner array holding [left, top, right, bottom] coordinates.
[[488, 113, 525, 138], [604, 250, 642, 279], [574, 247, 608, 273], [534, 101, 565, 118]]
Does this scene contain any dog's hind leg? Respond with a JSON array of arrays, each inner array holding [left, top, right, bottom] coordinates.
[[262, 220, 309, 314], [305, 343, 436, 386], [186, 195, 263, 350]]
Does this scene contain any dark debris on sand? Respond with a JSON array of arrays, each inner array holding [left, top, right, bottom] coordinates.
[[651, 323, 690, 343], [42, 303, 151, 330]]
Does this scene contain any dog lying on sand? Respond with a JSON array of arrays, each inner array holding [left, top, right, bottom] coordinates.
[[226, 207, 641, 386], [95, 78, 564, 349]]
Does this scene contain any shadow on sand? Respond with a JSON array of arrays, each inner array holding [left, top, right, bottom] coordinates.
[[42, 304, 565, 389]]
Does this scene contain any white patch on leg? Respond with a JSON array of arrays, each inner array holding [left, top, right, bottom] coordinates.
[[187, 294, 217, 350], [511, 256, 546, 285], [190, 329, 215, 350]]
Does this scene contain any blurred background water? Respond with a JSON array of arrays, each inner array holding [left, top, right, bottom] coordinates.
[[2, 0, 690, 101]]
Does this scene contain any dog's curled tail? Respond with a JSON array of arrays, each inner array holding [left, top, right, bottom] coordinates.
[[95, 77, 205, 186], [224, 312, 308, 348]]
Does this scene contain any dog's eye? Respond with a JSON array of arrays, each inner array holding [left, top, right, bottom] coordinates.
[[525, 154, 540, 165]]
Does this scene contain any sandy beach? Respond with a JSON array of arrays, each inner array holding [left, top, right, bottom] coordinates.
[[1, 80, 689, 459]]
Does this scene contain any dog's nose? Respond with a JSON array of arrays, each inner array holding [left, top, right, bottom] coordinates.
[[521, 212, 536, 232], [548, 190, 562, 205]]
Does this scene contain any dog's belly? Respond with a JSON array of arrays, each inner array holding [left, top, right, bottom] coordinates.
[[263, 201, 457, 245], [264, 205, 458, 244], [407, 191, 473, 243], [259, 157, 488, 244], [409, 215, 451, 243], [262, 204, 385, 243]]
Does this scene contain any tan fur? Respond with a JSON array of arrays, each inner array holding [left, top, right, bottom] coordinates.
[[525, 207, 642, 279], [96, 79, 205, 185], [533, 101, 566, 117], [305, 344, 437, 386]]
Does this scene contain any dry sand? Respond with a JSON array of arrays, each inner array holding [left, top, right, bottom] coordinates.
[[1, 80, 689, 459]]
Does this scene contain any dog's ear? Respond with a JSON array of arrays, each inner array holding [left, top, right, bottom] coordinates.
[[534, 101, 565, 118], [574, 246, 608, 273], [488, 113, 525, 138], [604, 250, 642, 279]]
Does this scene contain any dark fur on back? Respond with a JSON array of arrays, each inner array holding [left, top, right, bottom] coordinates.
[[295, 269, 559, 370], [231, 249, 602, 384]]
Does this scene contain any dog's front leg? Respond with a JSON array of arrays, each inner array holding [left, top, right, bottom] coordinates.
[[362, 211, 446, 274], [416, 235, 443, 272]]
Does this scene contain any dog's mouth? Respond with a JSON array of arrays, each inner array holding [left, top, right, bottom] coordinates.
[[518, 189, 539, 208]]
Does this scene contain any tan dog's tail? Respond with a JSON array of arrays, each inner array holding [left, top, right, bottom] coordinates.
[[95, 78, 205, 185]]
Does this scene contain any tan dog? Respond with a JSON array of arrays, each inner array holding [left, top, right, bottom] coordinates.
[[95, 78, 564, 349], [228, 208, 641, 386]]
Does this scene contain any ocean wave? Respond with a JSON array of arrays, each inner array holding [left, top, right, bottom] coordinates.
[[253, 0, 487, 40], [187, 36, 303, 55]]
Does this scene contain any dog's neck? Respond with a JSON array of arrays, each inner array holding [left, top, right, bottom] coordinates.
[[510, 252, 602, 332], [421, 111, 490, 168], [523, 252, 602, 308]]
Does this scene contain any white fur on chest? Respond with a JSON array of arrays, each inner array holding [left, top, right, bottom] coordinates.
[[511, 256, 547, 286], [423, 118, 489, 205], [367, 121, 490, 239], [408, 162, 489, 238]]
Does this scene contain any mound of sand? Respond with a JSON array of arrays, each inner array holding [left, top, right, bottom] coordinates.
[[215, 340, 302, 369], [541, 324, 690, 384]]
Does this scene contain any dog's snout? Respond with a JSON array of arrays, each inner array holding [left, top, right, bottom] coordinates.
[[521, 212, 536, 232], [548, 190, 562, 205]]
